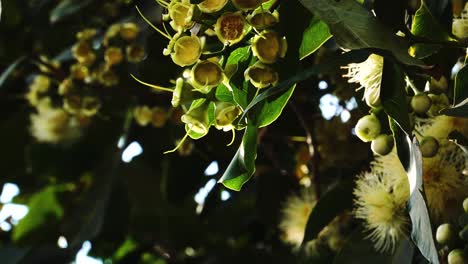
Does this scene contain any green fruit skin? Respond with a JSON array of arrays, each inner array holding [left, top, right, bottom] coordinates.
[[436, 223, 455, 245], [411, 94, 432, 114], [448, 249, 467, 264], [463, 197, 468, 213], [355, 114, 381, 142], [420, 136, 439, 158], [371, 134, 394, 156]]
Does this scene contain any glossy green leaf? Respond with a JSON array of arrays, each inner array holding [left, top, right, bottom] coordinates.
[[302, 177, 354, 245], [256, 85, 295, 127], [215, 83, 234, 103], [50, 0, 93, 23], [298, 0, 425, 66], [218, 124, 258, 191], [13, 185, 65, 243], [453, 63, 468, 106], [0, 56, 26, 90], [440, 98, 468, 118], [410, 0, 454, 59], [380, 59, 412, 135], [299, 16, 332, 60], [223, 46, 252, 110]]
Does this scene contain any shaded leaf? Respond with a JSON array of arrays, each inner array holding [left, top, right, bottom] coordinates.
[[0, 56, 26, 90], [299, 16, 332, 60], [334, 227, 414, 264], [453, 62, 468, 106], [302, 178, 354, 245], [440, 98, 468, 118], [298, 0, 425, 66], [410, 0, 454, 59], [373, 0, 405, 32], [13, 185, 66, 243], [406, 137, 439, 264], [49, 0, 93, 23], [218, 124, 258, 191], [380, 58, 412, 135]]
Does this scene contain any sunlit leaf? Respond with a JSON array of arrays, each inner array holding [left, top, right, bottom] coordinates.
[[299, 16, 332, 60], [218, 124, 258, 191], [410, 0, 455, 59]]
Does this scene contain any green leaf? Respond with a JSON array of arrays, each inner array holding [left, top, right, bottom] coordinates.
[[239, 49, 371, 121], [302, 177, 354, 245], [298, 0, 425, 66], [299, 16, 332, 60], [405, 136, 439, 264], [409, 0, 455, 59], [218, 124, 258, 191], [215, 83, 234, 103], [13, 185, 66, 243], [0, 56, 26, 90], [380, 59, 412, 135], [256, 85, 295, 127], [49, 0, 93, 23], [334, 228, 415, 264], [223, 46, 252, 110], [453, 63, 468, 106]]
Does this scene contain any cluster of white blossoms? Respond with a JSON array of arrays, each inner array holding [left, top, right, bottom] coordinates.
[[354, 116, 468, 252]]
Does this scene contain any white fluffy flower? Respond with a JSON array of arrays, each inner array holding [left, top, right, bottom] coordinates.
[[279, 188, 316, 249], [343, 54, 384, 108], [30, 99, 81, 143]]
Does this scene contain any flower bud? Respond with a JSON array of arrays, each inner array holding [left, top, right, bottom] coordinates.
[[168, 0, 195, 31], [166, 35, 203, 67], [448, 249, 467, 264], [151, 107, 169, 128], [104, 47, 124, 66], [171, 78, 202, 107], [232, 0, 262, 10], [120, 22, 140, 41], [126, 44, 146, 63], [429, 76, 448, 94], [214, 12, 249, 45], [214, 102, 241, 131], [371, 134, 394, 156], [244, 62, 278, 89], [70, 64, 89, 80], [436, 223, 455, 245], [181, 101, 210, 136], [97, 67, 119, 87], [354, 114, 381, 142], [411, 93, 432, 114], [252, 30, 287, 64], [247, 10, 279, 31], [198, 0, 228, 13], [76, 28, 97, 41], [133, 106, 153, 126], [191, 60, 223, 93], [420, 136, 439, 157], [427, 93, 450, 117]]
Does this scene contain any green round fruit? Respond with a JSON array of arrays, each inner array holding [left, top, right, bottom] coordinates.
[[371, 134, 394, 156], [355, 114, 381, 142], [436, 223, 455, 245], [448, 249, 467, 264], [420, 136, 439, 158], [411, 93, 432, 114], [463, 197, 468, 213]]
